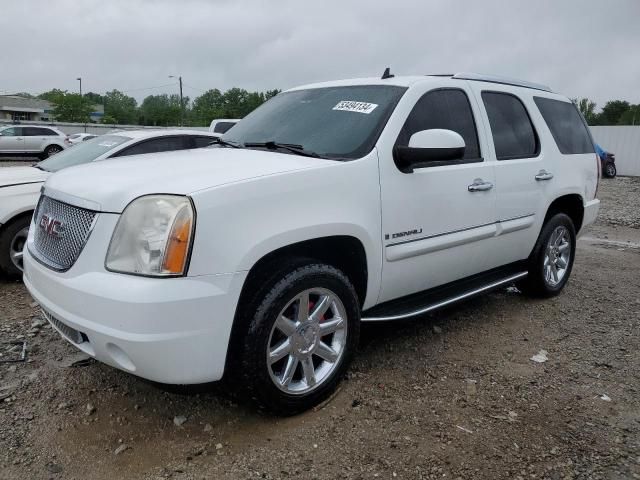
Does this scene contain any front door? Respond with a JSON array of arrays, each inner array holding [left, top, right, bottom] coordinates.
[[0, 127, 26, 152], [377, 83, 497, 303]]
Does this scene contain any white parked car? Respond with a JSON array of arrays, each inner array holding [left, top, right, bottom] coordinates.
[[209, 118, 239, 134], [0, 129, 220, 277], [65, 133, 97, 146], [0, 125, 67, 159], [23, 73, 599, 414]]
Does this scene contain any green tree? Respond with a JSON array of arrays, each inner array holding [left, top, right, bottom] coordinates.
[[43, 90, 93, 122], [101, 114, 118, 125], [104, 89, 138, 125], [598, 100, 630, 125], [191, 88, 225, 125], [38, 89, 67, 102], [84, 92, 104, 104], [573, 98, 598, 125], [618, 104, 640, 125], [139, 94, 187, 126]]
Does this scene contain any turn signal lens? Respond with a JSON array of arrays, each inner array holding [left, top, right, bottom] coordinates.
[[162, 206, 193, 274]]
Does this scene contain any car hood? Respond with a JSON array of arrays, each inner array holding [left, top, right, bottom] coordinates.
[[0, 166, 49, 188], [44, 147, 333, 212]]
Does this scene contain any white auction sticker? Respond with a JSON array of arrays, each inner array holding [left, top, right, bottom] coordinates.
[[333, 100, 378, 114]]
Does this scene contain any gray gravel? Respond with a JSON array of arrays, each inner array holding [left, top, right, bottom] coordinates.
[[0, 177, 639, 479]]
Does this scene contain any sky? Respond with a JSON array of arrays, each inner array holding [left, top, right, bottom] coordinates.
[[2, 0, 639, 109]]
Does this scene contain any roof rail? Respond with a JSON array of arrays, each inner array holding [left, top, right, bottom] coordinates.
[[450, 72, 552, 92]]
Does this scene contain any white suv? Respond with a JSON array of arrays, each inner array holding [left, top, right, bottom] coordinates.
[[23, 73, 600, 414], [0, 125, 67, 158]]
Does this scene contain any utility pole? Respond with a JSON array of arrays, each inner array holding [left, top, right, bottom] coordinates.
[[169, 75, 184, 126], [77, 77, 82, 97]]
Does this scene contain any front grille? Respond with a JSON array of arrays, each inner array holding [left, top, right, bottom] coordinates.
[[30, 195, 97, 271], [41, 309, 87, 344]]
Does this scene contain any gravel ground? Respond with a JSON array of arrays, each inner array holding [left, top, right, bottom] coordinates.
[[0, 177, 639, 480]]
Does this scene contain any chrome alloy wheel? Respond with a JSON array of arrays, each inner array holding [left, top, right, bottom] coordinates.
[[543, 225, 571, 287], [267, 288, 348, 395], [10, 226, 29, 272], [47, 145, 62, 156]]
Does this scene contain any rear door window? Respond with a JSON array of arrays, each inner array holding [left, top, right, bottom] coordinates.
[[116, 136, 189, 156], [534, 97, 594, 154], [482, 92, 539, 160], [191, 136, 217, 148]]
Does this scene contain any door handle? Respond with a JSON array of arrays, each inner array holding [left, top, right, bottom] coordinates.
[[535, 170, 554, 181], [468, 178, 494, 192]]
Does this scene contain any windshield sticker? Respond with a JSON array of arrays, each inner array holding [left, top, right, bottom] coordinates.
[[98, 141, 118, 147], [333, 101, 378, 114]]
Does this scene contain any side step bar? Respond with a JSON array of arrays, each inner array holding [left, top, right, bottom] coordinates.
[[362, 271, 527, 322]]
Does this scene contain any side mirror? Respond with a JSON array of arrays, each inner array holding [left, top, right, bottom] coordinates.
[[394, 129, 465, 173]]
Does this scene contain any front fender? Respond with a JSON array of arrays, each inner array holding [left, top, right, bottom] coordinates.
[[0, 183, 42, 225], [188, 153, 383, 308]]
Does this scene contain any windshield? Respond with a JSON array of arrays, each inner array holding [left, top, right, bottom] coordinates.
[[221, 85, 407, 159], [38, 135, 131, 172]]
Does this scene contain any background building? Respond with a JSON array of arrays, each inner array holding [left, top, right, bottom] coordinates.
[[0, 95, 104, 123]]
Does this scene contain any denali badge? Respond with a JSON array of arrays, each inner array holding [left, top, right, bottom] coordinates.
[[39, 214, 64, 238], [384, 228, 423, 240]]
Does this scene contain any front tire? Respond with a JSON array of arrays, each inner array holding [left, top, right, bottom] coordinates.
[[519, 213, 576, 298], [0, 216, 31, 278], [236, 262, 360, 415]]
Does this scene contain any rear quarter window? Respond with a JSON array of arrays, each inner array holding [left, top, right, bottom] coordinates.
[[534, 97, 594, 154]]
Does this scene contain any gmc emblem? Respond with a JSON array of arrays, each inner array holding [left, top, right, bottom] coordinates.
[[39, 214, 64, 238]]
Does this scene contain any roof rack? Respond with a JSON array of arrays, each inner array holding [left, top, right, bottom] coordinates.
[[450, 73, 552, 92]]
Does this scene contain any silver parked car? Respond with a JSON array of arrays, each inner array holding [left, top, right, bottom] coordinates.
[[0, 125, 67, 158]]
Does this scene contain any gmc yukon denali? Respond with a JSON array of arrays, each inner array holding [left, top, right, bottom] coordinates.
[[23, 72, 600, 414]]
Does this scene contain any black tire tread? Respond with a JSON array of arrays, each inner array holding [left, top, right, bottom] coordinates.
[[235, 261, 360, 415], [519, 213, 576, 298]]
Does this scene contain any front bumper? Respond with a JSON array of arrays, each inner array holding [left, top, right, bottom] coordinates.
[[23, 242, 247, 384]]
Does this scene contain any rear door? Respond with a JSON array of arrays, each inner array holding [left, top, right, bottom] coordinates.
[[468, 84, 549, 264], [23, 127, 55, 152], [0, 127, 26, 152]]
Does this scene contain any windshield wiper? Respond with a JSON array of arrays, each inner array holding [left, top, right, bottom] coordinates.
[[209, 137, 242, 148], [32, 163, 48, 172], [243, 141, 322, 158]]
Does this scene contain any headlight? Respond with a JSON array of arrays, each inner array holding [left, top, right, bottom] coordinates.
[[106, 195, 195, 277]]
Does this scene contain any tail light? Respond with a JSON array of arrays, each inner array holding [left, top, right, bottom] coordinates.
[[595, 153, 601, 198]]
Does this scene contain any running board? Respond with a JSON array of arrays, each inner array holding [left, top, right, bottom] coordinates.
[[362, 269, 527, 322]]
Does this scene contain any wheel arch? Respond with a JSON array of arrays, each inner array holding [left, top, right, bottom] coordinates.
[[223, 235, 369, 381], [544, 194, 584, 233], [240, 235, 369, 309]]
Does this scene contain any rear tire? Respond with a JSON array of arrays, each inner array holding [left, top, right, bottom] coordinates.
[[0, 215, 31, 278], [43, 144, 63, 158], [519, 213, 576, 298], [234, 261, 360, 415]]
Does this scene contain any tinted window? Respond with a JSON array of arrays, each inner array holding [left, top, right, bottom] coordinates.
[[192, 136, 216, 148], [213, 122, 236, 134], [37, 135, 132, 172], [534, 97, 594, 154], [482, 92, 538, 160], [395, 89, 481, 160], [223, 85, 407, 159], [0, 127, 17, 136], [24, 127, 51, 136], [118, 136, 187, 156]]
